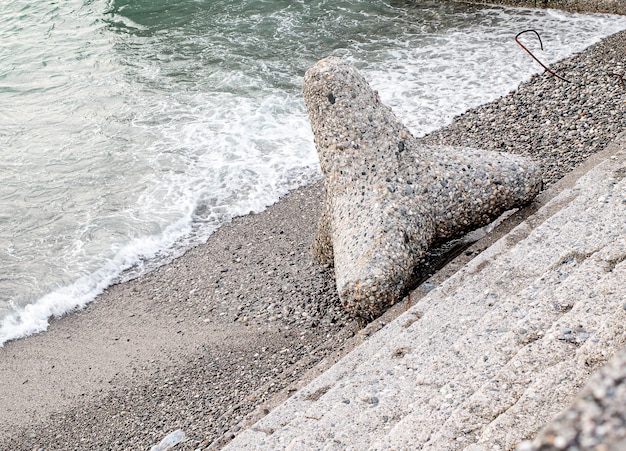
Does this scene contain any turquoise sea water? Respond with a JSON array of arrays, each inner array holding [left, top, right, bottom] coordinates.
[[1, 0, 625, 344]]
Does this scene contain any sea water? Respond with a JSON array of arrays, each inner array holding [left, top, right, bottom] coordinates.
[[1, 0, 625, 345]]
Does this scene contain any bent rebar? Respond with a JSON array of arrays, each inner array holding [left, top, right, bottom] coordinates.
[[515, 29, 571, 83]]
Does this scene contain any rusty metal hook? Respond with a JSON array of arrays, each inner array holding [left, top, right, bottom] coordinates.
[[515, 29, 571, 83], [609, 73, 625, 91]]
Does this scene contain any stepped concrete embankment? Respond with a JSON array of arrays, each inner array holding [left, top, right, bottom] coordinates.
[[225, 132, 626, 449]]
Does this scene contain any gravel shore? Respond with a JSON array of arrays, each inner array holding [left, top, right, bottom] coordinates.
[[421, 29, 626, 186], [1, 29, 625, 451]]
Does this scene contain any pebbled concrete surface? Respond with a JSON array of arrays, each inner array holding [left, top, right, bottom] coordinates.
[[305, 57, 541, 321], [225, 133, 626, 450]]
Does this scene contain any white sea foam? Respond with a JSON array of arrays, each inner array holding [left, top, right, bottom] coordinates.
[[1, 0, 626, 345], [0, 217, 191, 343]]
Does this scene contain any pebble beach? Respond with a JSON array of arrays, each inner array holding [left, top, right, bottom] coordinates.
[[1, 28, 625, 451]]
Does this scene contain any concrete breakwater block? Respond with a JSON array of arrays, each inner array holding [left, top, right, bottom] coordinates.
[[304, 57, 542, 320]]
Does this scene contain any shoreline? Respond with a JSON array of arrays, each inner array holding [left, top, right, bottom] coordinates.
[[1, 29, 626, 450], [0, 181, 359, 449], [435, 0, 626, 15]]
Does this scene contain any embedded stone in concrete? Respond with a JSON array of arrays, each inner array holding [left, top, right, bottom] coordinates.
[[304, 57, 542, 320], [520, 348, 626, 450]]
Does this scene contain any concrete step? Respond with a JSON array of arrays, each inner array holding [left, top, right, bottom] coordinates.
[[224, 133, 626, 450]]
